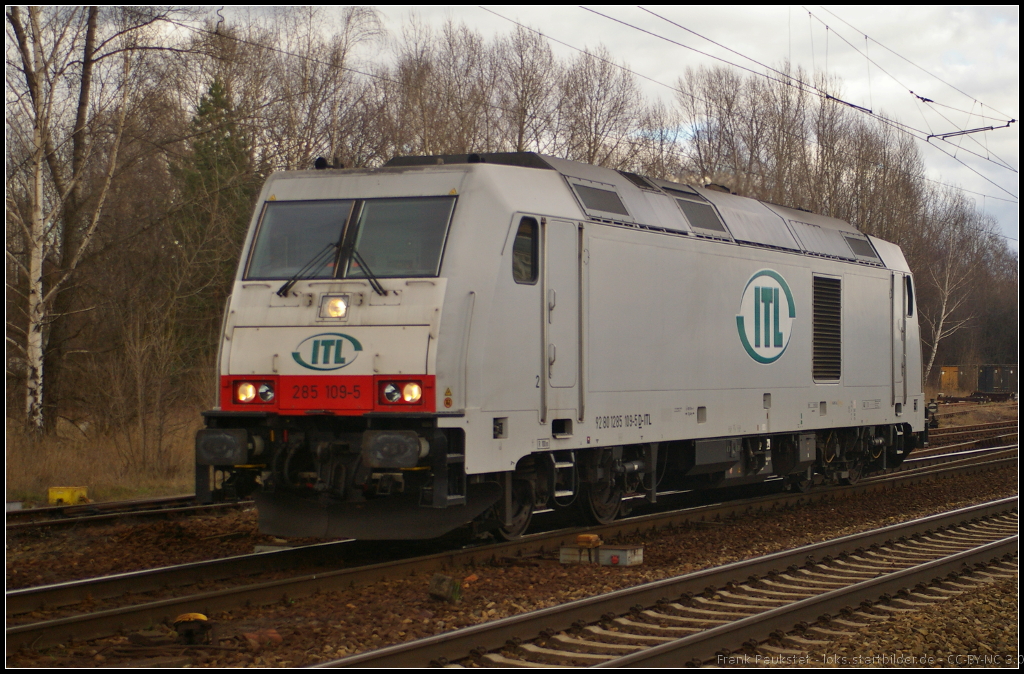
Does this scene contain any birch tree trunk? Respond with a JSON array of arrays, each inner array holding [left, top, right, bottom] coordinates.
[[6, 6, 158, 430]]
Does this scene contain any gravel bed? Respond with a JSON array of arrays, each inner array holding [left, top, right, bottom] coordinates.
[[783, 577, 1018, 668], [5, 509, 322, 590], [6, 466, 1016, 669]]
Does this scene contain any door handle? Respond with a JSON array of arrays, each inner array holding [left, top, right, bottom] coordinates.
[[548, 343, 556, 365]]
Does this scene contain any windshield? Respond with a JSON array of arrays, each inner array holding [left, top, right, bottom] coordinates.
[[245, 196, 455, 280], [246, 200, 353, 279], [345, 197, 455, 278]]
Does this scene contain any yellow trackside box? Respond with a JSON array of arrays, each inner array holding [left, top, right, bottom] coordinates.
[[47, 486, 88, 505]]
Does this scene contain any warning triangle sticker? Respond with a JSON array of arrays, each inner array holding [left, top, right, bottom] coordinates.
[[444, 388, 452, 396]]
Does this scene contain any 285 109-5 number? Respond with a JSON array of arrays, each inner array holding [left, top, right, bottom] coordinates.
[[292, 384, 361, 400]]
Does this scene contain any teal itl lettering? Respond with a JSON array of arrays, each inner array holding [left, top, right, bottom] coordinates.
[[320, 340, 335, 365], [311, 339, 320, 365], [773, 287, 782, 347], [761, 286, 773, 348], [333, 340, 345, 365], [754, 286, 761, 347]]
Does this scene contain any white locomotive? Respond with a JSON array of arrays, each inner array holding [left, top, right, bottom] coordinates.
[[196, 152, 925, 539]]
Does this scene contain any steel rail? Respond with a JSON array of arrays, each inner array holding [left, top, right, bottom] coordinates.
[[886, 446, 1016, 476], [5, 494, 198, 521], [914, 435, 1018, 458], [598, 536, 1017, 667], [888, 444, 1015, 469], [928, 420, 1018, 438], [6, 540, 356, 617], [5, 501, 251, 532], [316, 497, 1017, 667]]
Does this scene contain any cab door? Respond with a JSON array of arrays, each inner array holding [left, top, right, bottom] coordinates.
[[891, 272, 907, 407], [543, 219, 581, 422]]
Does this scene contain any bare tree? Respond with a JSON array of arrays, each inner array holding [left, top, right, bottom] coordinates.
[[917, 189, 989, 382], [557, 46, 643, 167], [626, 100, 684, 180], [494, 25, 559, 153], [259, 7, 382, 169], [385, 18, 497, 157], [6, 6, 180, 430]]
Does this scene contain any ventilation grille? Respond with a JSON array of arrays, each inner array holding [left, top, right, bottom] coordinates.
[[812, 276, 842, 380]]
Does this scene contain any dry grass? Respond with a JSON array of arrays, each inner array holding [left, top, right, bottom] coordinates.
[[6, 412, 200, 506], [943, 402, 1018, 426]]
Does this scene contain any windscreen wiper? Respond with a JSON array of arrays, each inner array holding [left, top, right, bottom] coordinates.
[[351, 248, 387, 296], [276, 243, 338, 297]]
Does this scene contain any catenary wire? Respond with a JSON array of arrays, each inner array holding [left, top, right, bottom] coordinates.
[[164, 11, 1021, 210], [802, 7, 1017, 173]]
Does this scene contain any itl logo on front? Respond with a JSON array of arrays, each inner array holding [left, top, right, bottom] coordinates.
[[292, 333, 363, 371], [736, 269, 795, 364]]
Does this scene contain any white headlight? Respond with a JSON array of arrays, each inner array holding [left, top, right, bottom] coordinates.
[[402, 382, 422, 403], [320, 295, 349, 319], [237, 382, 257, 403]]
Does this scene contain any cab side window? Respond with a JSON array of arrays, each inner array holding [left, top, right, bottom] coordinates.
[[905, 276, 914, 317], [512, 217, 538, 284]]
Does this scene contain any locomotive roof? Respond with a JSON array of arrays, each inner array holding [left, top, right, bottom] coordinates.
[[385, 152, 884, 267]]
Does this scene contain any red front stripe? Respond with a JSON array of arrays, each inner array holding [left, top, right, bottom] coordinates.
[[220, 375, 435, 414]]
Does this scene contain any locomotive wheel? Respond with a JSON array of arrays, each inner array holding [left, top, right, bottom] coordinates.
[[578, 480, 623, 525], [496, 479, 534, 540]]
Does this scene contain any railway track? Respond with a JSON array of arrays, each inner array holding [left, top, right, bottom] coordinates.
[[321, 497, 1017, 667], [5, 495, 252, 532], [927, 420, 1017, 446], [6, 443, 1015, 653]]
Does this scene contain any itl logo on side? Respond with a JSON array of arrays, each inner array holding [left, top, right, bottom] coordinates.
[[736, 269, 795, 364]]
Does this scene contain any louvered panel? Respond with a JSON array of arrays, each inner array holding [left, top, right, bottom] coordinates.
[[812, 276, 842, 380]]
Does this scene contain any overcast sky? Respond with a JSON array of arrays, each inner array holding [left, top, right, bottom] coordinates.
[[218, 6, 1019, 249], [367, 6, 1019, 250]]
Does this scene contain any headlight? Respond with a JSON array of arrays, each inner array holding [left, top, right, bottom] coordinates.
[[319, 294, 349, 319], [237, 382, 257, 403], [379, 380, 425, 405], [402, 382, 422, 403], [235, 380, 274, 404]]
